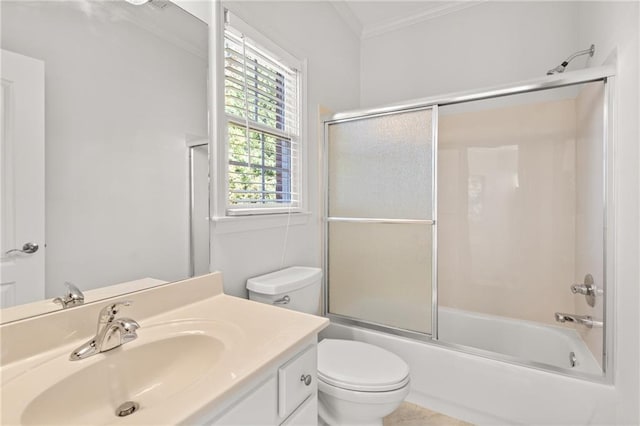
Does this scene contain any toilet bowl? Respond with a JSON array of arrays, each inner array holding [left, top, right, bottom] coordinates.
[[317, 338, 410, 426], [246, 267, 411, 426]]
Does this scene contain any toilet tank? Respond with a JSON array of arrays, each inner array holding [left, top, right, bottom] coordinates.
[[246, 267, 322, 315]]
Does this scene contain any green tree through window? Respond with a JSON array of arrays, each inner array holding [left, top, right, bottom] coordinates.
[[224, 23, 300, 213]]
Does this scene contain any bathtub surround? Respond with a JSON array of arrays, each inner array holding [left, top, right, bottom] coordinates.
[[438, 93, 579, 327], [437, 80, 609, 369]]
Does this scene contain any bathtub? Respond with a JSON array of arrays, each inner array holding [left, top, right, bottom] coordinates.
[[438, 307, 602, 375], [320, 315, 612, 425]]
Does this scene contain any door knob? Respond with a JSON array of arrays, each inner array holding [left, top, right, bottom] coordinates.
[[5, 242, 39, 255]]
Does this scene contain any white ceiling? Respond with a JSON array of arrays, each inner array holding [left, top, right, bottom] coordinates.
[[330, 0, 484, 39]]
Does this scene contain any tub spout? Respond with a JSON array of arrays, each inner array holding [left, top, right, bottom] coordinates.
[[554, 312, 603, 328]]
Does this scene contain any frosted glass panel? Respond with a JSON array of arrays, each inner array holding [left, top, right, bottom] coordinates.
[[328, 222, 432, 334], [328, 109, 433, 219]]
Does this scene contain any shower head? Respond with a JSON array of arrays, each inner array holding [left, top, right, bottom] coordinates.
[[546, 44, 595, 75]]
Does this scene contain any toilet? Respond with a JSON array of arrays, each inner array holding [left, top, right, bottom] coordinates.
[[247, 267, 410, 426]]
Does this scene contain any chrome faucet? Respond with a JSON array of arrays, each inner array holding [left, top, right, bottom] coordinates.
[[53, 282, 84, 308], [554, 312, 603, 329], [69, 301, 140, 361]]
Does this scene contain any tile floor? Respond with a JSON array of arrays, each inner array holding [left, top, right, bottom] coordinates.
[[383, 402, 473, 426]]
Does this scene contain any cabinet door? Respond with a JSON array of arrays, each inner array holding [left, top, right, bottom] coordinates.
[[278, 345, 316, 419], [211, 376, 277, 425], [280, 396, 317, 426]]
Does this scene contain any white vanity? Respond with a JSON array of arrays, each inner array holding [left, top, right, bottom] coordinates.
[[0, 272, 328, 425], [204, 344, 319, 425]]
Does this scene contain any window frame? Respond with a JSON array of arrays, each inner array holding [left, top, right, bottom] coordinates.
[[220, 10, 307, 217]]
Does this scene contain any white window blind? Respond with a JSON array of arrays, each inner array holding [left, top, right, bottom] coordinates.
[[224, 20, 301, 214]]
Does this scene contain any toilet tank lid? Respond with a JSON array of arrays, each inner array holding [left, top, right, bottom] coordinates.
[[246, 266, 322, 295]]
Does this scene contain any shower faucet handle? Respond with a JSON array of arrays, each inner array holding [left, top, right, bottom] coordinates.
[[571, 283, 593, 296], [570, 274, 601, 307]]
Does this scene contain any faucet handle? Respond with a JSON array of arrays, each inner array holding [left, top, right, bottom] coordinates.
[[570, 274, 600, 307], [53, 282, 85, 308], [64, 282, 84, 304], [117, 318, 141, 344], [98, 301, 133, 324]]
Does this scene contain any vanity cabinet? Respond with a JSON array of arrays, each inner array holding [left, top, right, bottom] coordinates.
[[206, 344, 318, 426]]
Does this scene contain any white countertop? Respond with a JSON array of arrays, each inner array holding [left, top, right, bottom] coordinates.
[[0, 272, 329, 425]]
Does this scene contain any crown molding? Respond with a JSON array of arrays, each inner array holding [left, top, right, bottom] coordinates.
[[329, 0, 363, 39], [110, 2, 207, 59], [331, 1, 486, 41], [363, 1, 485, 39]]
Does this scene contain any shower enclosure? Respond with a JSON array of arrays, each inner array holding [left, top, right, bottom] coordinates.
[[323, 67, 614, 380]]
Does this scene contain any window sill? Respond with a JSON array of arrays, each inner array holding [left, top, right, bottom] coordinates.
[[211, 211, 312, 234]]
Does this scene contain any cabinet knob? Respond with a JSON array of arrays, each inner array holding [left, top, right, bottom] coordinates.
[[300, 374, 312, 386]]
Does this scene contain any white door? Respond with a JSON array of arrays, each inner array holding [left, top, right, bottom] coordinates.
[[0, 49, 45, 308]]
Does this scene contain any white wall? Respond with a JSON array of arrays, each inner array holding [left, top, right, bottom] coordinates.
[[357, 1, 639, 424], [1, 2, 208, 297], [577, 1, 640, 423], [210, 1, 361, 297], [360, 1, 581, 108]]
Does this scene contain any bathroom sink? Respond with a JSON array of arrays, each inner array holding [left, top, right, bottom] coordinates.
[[2, 319, 241, 425]]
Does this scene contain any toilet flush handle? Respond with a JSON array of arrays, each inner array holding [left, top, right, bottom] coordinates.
[[273, 295, 290, 305]]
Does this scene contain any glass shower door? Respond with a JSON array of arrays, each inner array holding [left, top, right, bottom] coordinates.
[[437, 81, 608, 375], [325, 108, 435, 335]]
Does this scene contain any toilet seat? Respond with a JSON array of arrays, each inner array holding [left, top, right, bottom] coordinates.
[[318, 339, 410, 392]]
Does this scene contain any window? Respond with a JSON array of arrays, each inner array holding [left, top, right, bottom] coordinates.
[[223, 13, 302, 215]]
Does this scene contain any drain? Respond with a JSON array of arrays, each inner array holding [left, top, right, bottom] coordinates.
[[115, 401, 140, 417]]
